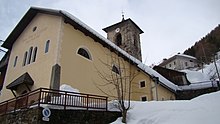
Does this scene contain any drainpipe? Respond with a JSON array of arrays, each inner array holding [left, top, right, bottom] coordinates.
[[152, 76, 159, 101]]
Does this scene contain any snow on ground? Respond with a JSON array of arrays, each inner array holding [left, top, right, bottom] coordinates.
[[111, 91, 220, 124]]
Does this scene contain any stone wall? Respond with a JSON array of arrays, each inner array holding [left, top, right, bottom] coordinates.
[[0, 107, 121, 124], [176, 87, 218, 100], [0, 108, 40, 124]]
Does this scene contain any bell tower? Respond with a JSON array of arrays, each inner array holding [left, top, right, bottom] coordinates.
[[103, 18, 143, 61]]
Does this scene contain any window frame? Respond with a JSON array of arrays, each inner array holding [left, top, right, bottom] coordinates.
[[45, 40, 50, 53], [115, 33, 122, 46], [139, 80, 146, 88], [32, 47, 38, 63], [13, 56, 18, 67], [140, 95, 148, 102], [76, 47, 92, 61], [112, 65, 120, 75], [27, 47, 33, 65], [23, 51, 28, 66], [185, 62, 188, 67]]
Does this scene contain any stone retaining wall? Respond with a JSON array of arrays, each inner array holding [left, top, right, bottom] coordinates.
[[0, 107, 121, 124]]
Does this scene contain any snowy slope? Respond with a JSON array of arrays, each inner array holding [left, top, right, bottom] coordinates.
[[199, 59, 220, 80], [111, 91, 220, 124]]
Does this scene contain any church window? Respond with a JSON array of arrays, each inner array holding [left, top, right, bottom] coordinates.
[[23, 51, 28, 66], [45, 40, 50, 53], [27, 47, 33, 64], [115, 33, 122, 46], [13, 56, 18, 67], [112, 65, 120, 75], [32, 47, 38, 62], [77, 47, 92, 60]]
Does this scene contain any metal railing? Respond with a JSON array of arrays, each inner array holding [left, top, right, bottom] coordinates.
[[0, 88, 108, 115]]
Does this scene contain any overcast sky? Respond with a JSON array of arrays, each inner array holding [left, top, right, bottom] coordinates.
[[0, 0, 220, 65]]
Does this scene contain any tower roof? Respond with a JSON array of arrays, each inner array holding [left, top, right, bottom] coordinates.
[[102, 18, 144, 34]]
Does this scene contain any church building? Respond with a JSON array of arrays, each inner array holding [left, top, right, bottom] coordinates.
[[0, 7, 178, 102]]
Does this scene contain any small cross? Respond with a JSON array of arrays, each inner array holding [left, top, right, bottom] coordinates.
[[122, 11, 125, 21]]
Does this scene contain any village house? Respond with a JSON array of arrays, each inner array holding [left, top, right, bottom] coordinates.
[[0, 7, 178, 103], [159, 53, 198, 70]]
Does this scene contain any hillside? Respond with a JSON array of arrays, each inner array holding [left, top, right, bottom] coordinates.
[[184, 24, 220, 64]]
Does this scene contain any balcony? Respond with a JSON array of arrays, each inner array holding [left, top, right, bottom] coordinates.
[[0, 88, 108, 115]]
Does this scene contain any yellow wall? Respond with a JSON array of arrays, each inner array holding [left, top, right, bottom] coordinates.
[[60, 23, 117, 96], [131, 73, 153, 101], [0, 13, 62, 101], [151, 81, 175, 101], [59, 22, 175, 101], [0, 13, 175, 102]]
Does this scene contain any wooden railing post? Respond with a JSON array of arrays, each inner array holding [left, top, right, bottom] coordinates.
[[106, 97, 108, 111], [38, 88, 42, 108], [64, 92, 67, 110], [86, 94, 89, 110]]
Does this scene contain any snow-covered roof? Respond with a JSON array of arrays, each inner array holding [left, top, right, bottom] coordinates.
[[176, 54, 197, 60], [181, 70, 210, 83], [2, 7, 179, 92], [178, 81, 218, 90]]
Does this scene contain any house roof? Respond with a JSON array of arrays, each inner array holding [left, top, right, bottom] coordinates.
[[159, 54, 197, 66], [2, 7, 179, 92], [102, 18, 144, 34], [6, 72, 34, 90]]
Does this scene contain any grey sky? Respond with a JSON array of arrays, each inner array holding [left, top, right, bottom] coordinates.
[[0, 0, 220, 65]]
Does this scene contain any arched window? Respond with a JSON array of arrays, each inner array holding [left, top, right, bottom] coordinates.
[[77, 47, 92, 60], [27, 47, 33, 64], [115, 33, 122, 46], [45, 40, 50, 53], [112, 65, 120, 75], [32, 47, 38, 62], [23, 51, 28, 66], [13, 56, 18, 67]]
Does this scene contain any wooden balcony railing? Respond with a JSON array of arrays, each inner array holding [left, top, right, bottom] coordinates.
[[0, 88, 108, 115]]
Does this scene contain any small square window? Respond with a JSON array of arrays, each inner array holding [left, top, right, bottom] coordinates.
[[141, 96, 147, 101], [185, 62, 188, 66], [140, 81, 146, 88]]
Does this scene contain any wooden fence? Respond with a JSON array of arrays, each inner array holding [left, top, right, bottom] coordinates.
[[0, 88, 108, 115]]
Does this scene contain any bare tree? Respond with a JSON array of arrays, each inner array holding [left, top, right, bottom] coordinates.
[[95, 52, 139, 123]]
